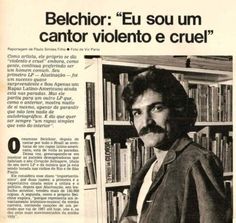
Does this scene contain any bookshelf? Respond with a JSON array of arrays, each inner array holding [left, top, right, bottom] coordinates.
[[84, 56, 233, 223], [83, 60, 103, 223]]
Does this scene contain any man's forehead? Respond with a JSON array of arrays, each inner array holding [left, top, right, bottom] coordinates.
[[132, 89, 163, 109]]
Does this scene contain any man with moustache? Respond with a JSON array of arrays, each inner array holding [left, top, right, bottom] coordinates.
[[119, 67, 226, 223]]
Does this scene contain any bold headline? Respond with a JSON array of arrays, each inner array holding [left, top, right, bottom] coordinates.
[[39, 12, 214, 43]]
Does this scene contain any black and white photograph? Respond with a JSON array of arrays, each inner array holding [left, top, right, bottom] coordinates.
[[84, 56, 233, 222], [1, 1, 235, 223]]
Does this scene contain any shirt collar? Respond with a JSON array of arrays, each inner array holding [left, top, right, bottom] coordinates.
[[162, 134, 193, 165]]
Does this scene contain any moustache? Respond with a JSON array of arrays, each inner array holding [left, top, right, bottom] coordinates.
[[139, 124, 166, 136]]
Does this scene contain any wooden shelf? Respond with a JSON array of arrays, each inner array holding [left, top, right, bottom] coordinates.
[[104, 121, 232, 127], [195, 122, 232, 126], [84, 127, 96, 133], [84, 184, 97, 190], [105, 181, 131, 188], [223, 172, 233, 177], [104, 120, 130, 126], [101, 57, 232, 82]]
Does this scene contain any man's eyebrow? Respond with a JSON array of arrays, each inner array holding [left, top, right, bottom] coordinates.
[[131, 108, 141, 112], [131, 102, 164, 110], [148, 102, 165, 108]]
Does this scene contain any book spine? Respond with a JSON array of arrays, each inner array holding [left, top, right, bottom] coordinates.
[[188, 84, 233, 123], [103, 78, 107, 120], [125, 139, 133, 179], [211, 140, 216, 155], [227, 141, 233, 172], [207, 85, 212, 122], [86, 82, 94, 128], [106, 81, 112, 121], [84, 138, 96, 184], [84, 165, 90, 184], [107, 191, 114, 223], [105, 138, 112, 183], [222, 136, 227, 170], [218, 84, 222, 122], [111, 143, 117, 182], [86, 134, 97, 181], [215, 132, 222, 160], [227, 85, 232, 121], [112, 83, 116, 121], [119, 148, 125, 182], [211, 86, 218, 122], [114, 143, 121, 182], [112, 193, 118, 223], [116, 85, 124, 120]]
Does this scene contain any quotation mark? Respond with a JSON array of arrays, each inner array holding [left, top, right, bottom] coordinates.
[[208, 30, 214, 35], [116, 12, 123, 17]]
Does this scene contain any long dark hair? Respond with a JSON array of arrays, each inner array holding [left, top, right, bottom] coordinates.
[[122, 67, 197, 133]]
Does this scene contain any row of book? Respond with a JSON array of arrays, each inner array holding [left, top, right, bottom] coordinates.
[[189, 84, 232, 122], [173, 73, 232, 122], [188, 129, 233, 172], [84, 134, 97, 184], [103, 72, 232, 123], [106, 189, 129, 223], [85, 82, 96, 128], [104, 138, 154, 183], [103, 73, 129, 121]]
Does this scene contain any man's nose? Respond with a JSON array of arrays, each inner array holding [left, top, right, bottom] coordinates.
[[143, 111, 155, 126]]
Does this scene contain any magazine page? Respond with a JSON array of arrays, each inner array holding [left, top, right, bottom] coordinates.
[[0, 1, 235, 223]]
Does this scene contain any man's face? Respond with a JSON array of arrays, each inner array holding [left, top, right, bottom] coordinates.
[[131, 89, 177, 149]]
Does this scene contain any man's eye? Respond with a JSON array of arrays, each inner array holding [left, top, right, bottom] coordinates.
[[132, 110, 141, 117], [151, 105, 164, 112]]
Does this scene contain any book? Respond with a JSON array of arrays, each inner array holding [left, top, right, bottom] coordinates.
[[215, 132, 223, 160], [107, 189, 129, 223], [211, 86, 219, 122], [116, 85, 124, 120], [111, 143, 117, 182], [188, 83, 232, 122], [114, 143, 121, 182], [103, 78, 107, 120], [107, 191, 114, 223], [112, 83, 116, 121], [86, 82, 95, 127], [84, 165, 90, 185], [106, 81, 112, 121], [227, 85, 232, 121], [105, 138, 113, 183], [120, 148, 129, 182], [226, 141, 233, 172], [84, 135, 96, 184]]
